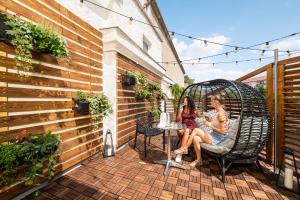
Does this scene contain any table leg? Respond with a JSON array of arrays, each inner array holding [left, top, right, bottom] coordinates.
[[154, 129, 186, 176]]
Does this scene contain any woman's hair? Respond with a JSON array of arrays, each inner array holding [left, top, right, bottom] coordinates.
[[183, 96, 195, 113], [210, 94, 225, 105]]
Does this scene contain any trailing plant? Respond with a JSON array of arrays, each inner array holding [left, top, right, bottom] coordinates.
[[0, 130, 60, 186], [88, 93, 113, 119], [5, 14, 34, 74], [170, 83, 184, 100], [124, 70, 135, 78], [158, 90, 167, 100], [3, 13, 68, 74], [136, 87, 153, 102], [148, 82, 161, 92], [134, 72, 146, 85], [150, 106, 161, 120]]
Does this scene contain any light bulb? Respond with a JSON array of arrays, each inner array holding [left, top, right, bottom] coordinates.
[[235, 47, 239, 53], [265, 42, 270, 49], [225, 52, 229, 58], [204, 40, 208, 47], [261, 50, 265, 56]]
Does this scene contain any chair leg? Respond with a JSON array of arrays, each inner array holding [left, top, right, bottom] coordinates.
[[221, 158, 226, 182], [163, 132, 165, 151], [144, 135, 147, 158], [276, 158, 284, 186], [134, 131, 138, 148], [256, 159, 264, 173]]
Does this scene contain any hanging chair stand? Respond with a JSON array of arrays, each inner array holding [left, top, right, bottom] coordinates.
[[177, 79, 271, 182]]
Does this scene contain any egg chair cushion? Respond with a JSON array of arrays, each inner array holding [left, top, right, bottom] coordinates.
[[200, 117, 240, 154]]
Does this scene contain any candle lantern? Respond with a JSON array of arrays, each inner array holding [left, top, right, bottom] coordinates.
[[103, 129, 115, 158], [276, 147, 300, 193]]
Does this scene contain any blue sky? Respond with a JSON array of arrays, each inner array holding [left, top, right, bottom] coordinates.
[[156, 0, 300, 81]]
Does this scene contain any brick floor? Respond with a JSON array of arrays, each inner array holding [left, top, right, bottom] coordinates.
[[26, 133, 300, 200]]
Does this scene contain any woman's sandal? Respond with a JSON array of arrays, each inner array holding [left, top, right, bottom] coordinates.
[[174, 148, 188, 155], [190, 160, 203, 168]]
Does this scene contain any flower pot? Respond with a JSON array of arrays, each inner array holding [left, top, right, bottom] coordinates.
[[0, 16, 10, 42], [123, 75, 136, 86], [72, 99, 90, 114]]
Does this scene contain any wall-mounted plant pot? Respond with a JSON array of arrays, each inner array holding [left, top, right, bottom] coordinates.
[[0, 16, 10, 42], [72, 99, 90, 114], [123, 75, 136, 86]]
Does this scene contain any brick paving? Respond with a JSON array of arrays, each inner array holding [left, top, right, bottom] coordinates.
[[27, 133, 300, 200]]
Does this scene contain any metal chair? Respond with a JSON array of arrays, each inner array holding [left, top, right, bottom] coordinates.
[[134, 113, 165, 157]]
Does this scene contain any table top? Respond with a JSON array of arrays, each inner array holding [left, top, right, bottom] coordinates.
[[157, 122, 186, 130]]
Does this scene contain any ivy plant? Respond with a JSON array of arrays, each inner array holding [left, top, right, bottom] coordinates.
[[3, 13, 68, 75], [150, 106, 161, 120]]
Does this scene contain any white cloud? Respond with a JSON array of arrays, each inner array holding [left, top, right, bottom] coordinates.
[[173, 35, 251, 82]]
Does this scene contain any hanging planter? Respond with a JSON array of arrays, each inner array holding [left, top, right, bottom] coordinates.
[[73, 98, 90, 114], [0, 14, 9, 42], [123, 74, 136, 86], [0, 13, 68, 75]]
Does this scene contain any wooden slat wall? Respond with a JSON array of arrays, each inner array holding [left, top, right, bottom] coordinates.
[[0, 0, 102, 197], [279, 57, 300, 169], [117, 54, 161, 146]]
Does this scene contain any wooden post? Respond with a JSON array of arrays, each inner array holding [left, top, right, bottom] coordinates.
[[266, 65, 274, 163], [277, 63, 285, 166]]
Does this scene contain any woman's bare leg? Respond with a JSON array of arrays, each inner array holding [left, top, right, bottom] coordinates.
[[182, 128, 212, 150], [180, 128, 191, 149], [193, 136, 202, 163]]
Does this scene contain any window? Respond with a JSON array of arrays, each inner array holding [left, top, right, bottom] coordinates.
[[143, 36, 151, 53]]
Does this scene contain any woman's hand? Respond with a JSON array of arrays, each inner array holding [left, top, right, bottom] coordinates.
[[204, 119, 211, 127]]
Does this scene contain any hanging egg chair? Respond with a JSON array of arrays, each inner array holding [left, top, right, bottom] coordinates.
[[177, 79, 271, 181]]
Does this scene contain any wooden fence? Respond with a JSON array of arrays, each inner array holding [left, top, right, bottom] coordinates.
[[237, 56, 300, 172], [0, 0, 103, 198], [117, 54, 161, 146]]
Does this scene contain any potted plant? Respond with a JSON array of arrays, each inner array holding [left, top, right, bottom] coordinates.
[[0, 13, 68, 74], [148, 82, 161, 92], [123, 70, 136, 86], [0, 130, 60, 186], [136, 87, 153, 102], [150, 106, 161, 121], [73, 91, 90, 114]]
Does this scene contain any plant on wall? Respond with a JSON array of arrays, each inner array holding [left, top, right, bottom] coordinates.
[[157, 90, 167, 100], [0, 130, 60, 186], [1, 13, 68, 74], [148, 82, 161, 92], [73, 91, 113, 129], [136, 86, 153, 102]]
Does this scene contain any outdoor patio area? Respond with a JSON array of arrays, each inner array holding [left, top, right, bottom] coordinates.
[[27, 134, 300, 200]]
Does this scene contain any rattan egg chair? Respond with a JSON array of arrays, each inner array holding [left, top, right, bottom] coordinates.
[[177, 79, 271, 181]]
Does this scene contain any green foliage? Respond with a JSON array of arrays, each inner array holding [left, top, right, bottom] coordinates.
[[184, 75, 194, 86], [136, 87, 153, 102], [88, 93, 113, 119], [158, 90, 167, 100], [148, 83, 161, 92], [0, 132, 60, 186], [255, 83, 267, 97], [5, 14, 33, 74], [4, 14, 68, 75], [74, 91, 90, 102], [124, 70, 135, 77], [134, 73, 146, 85], [150, 106, 161, 119], [31, 24, 68, 57], [170, 83, 184, 100]]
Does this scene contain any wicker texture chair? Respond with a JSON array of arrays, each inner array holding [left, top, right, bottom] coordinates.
[[177, 79, 271, 181]]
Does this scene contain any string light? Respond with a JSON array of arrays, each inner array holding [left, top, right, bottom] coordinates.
[[287, 50, 291, 57], [261, 50, 266, 56], [225, 52, 229, 58], [83, 0, 300, 64], [265, 41, 270, 48], [236, 61, 238, 65], [235, 47, 239, 53], [259, 58, 262, 63], [204, 40, 208, 47], [198, 58, 201, 62], [213, 63, 215, 66]]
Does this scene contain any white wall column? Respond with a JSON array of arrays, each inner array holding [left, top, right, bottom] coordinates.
[[103, 51, 117, 153]]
